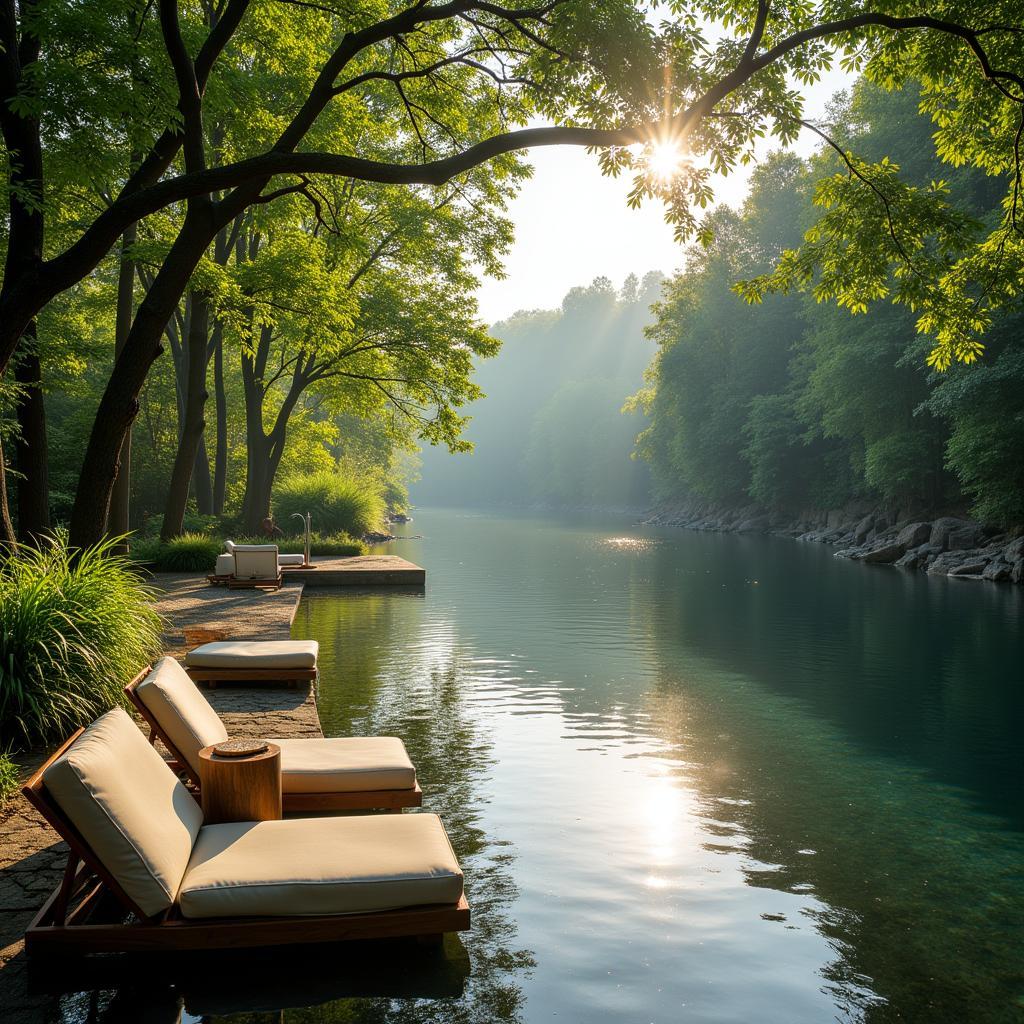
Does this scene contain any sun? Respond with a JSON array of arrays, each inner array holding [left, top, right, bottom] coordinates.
[[646, 140, 685, 182]]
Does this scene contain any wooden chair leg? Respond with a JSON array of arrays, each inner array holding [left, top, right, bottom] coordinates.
[[52, 851, 81, 925]]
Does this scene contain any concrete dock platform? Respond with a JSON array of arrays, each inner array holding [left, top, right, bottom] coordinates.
[[288, 554, 425, 586]]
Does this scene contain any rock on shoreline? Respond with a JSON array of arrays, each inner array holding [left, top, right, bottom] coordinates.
[[644, 501, 1024, 585]]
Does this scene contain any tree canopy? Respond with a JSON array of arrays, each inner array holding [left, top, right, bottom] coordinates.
[[634, 81, 1024, 527], [1, 0, 1023, 544]]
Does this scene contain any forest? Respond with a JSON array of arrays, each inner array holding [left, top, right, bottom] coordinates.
[[634, 82, 1024, 529], [1, 2, 1022, 557], [416, 273, 659, 510]]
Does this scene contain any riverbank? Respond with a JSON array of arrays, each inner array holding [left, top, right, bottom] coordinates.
[[644, 500, 1024, 584]]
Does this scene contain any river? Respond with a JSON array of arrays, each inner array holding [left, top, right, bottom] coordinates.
[[47, 506, 1024, 1023], [287, 507, 1024, 1024]]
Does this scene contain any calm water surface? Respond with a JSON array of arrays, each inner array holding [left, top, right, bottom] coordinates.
[[55, 508, 1024, 1023]]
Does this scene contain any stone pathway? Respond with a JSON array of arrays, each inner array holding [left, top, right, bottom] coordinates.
[[0, 573, 323, 1022]]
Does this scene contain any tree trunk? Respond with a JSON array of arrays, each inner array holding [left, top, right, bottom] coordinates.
[[160, 288, 211, 540], [241, 442, 273, 534], [0, 1, 44, 548], [192, 435, 213, 514], [239, 324, 302, 534], [240, 357, 270, 533], [212, 323, 227, 514], [13, 334, 49, 542], [69, 211, 216, 549], [108, 223, 137, 541]]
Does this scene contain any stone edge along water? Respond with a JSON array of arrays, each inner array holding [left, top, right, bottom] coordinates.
[[644, 503, 1024, 585]]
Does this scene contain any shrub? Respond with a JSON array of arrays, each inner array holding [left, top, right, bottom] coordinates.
[[129, 533, 222, 572], [156, 533, 223, 571], [238, 532, 367, 557], [0, 534, 164, 749], [273, 471, 384, 537], [0, 751, 17, 803]]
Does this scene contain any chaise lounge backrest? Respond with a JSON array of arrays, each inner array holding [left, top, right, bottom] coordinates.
[[233, 546, 279, 580], [41, 707, 203, 918], [135, 657, 228, 780]]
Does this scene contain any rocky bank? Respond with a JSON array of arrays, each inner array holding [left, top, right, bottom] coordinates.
[[644, 500, 1024, 585]]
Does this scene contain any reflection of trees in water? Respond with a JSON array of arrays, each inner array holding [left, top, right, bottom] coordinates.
[[47, 593, 530, 1024], [641, 565, 1024, 1024], [646, 537, 1024, 821]]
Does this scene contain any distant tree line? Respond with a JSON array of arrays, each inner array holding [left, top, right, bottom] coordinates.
[[416, 274, 660, 510], [632, 82, 1024, 527]]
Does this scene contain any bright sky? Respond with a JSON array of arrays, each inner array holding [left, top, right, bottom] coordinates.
[[475, 66, 853, 326]]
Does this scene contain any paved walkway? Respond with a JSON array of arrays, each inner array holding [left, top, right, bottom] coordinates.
[[0, 573, 323, 1022]]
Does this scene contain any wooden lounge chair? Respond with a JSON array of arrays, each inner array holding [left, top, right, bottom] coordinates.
[[209, 541, 313, 585], [184, 639, 319, 687], [219, 546, 283, 590], [21, 707, 468, 957], [126, 658, 423, 811]]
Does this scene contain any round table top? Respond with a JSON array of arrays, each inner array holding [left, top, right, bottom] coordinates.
[[198, 741, 281, 763]]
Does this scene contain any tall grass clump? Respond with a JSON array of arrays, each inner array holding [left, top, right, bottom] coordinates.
[[0, 750, 18, 802], [129, 533, 222, 572], [273, 471, 384, 537], [0, 534, 164, 749], [154, 532, 222, 571]]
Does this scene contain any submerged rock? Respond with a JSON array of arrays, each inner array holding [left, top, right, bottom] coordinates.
[[833, 547, 863, 560]]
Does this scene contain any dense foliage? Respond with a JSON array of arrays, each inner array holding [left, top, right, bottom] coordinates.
[[131, 532, 225, 572], [0, 751, 17, 802], [417, 275, 659, 509], [635, 83, 1024, 527], [1, 1, 1023, 549], [0, 536, 163, 748], [273, 470, 385, 537]]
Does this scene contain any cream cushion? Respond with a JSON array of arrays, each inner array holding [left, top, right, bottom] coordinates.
[[274, 737, 416, 793], [214, 553, 234, 576], [136, 657, 228, 778], [233, 548, 279, 580], [278, 553, 305, 566], [179, 813, 462, 919], [224, 539, 236, 553], [185, 640, 319, 670], [42, 707, 203, 918]]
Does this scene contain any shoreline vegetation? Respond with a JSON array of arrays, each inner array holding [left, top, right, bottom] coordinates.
[[631, 84, 1024, 553], [129, 531, 368, 572]]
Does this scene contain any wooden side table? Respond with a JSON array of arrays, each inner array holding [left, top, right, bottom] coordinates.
[[198, 742, 282, 824]]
